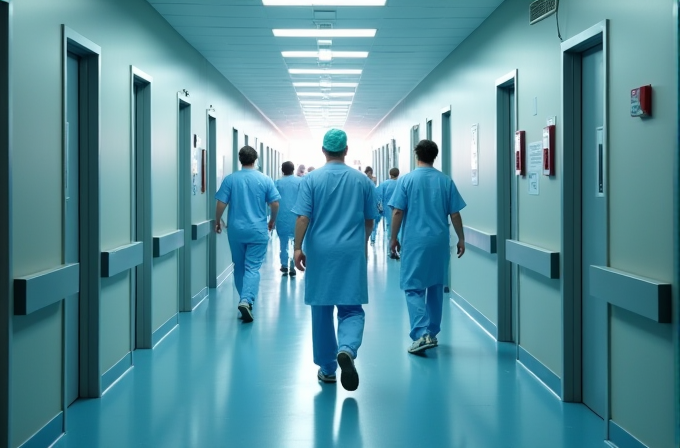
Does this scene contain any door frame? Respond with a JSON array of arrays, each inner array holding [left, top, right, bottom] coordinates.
[[560, 21, 609, 418], [410, 124, 419, 171], [207, 109, 217, 288], [0, 1, 10, 445], [62, 26, 102, 404], [177, 93, 192, 312], [495, 70, 518, 343], [130, 66, 152, 348], [675, 0, 680, 441], [232, 128, 239, 174]]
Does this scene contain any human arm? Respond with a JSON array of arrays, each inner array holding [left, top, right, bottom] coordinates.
[[294, 215, 310, 271], [268, 201, 279, 231], [215, 200, 228, 234], [364, 219, 374, 256], [390, 209, 404, 255], [450, 212, 465, 258]]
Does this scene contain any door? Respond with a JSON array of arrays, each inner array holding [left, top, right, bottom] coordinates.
[[581, 44, 606, 419], [232, 129, 239, 174], [65, 52, 80, 406], [441, 111, 453, 289]]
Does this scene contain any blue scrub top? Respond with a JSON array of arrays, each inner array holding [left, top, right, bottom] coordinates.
[[376, 178, 398, 226], [292, 162, 378, 306], [275, 175, 302, 237], [389, 167, 466, 290], [215, 168, 281, 243]]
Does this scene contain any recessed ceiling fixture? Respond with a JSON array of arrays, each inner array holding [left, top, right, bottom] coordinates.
[[273, 29, 376, 38], [297, 92, 355, 97], [264, 0, 386, 5], [289, 69, 362, 75], [293, 82, 359, 88], [300, 100, 353, 105], [282, 51, 369, 58]]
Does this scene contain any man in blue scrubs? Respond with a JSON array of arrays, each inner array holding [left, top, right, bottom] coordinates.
[[375, 167, 400, 258], [215, 145, 280, 323], [389, 139, 466, 354], [275, 161, 302, 277], [293, 129, 378, 391]]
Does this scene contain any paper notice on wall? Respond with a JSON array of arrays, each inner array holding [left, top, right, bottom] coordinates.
[[527, 141, 542, 195], [471, 124, 479, 186]]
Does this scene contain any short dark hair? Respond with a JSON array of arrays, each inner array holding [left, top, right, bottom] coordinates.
[[238, 146, 258, 165], [282, 161, 295, 175], [389, 168, 400, 178], [414, 140, 438, 164], [364, 166, 373, 174]]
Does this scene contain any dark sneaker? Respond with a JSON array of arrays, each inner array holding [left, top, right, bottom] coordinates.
[[280, 266, 288, 276], [238, 302, 253, 323], [289, 268, 297, 277], [337, 351, 359, 391], [408, 336, 435, 354], [317, 369, 337, 383]]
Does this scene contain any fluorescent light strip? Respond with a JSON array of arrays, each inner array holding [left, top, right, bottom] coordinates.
[[282, 51, 369, 58], [264, 0, 385, 5], [293, 82, 359, 88], [289, 69, 362, 75], [274, 29, 376, 38], [297, 92, 355, 97], [300, 100, 353, 105]]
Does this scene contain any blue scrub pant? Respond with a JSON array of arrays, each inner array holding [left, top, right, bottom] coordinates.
[[278, 232, 294, 268], [228, 236, 268, 305], [405, 285, 444, 340], [370, 215, 382, 242], [311, 305, 365, 375]]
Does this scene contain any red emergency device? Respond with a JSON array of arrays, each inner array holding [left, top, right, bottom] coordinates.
[[543, 125, 555, 176], [515, 130, 525, 176], [631, 85, 652, 117]]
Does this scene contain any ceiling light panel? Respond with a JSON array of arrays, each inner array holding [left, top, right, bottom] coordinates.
[[264, 0, 385, 5], [282, 51, 369, 59], [273, 29, 377, 38], [300, 100, 353, 105], [293, 82, 359, 88], [289, 69, 362, 75], [297, 92, 355, 97]]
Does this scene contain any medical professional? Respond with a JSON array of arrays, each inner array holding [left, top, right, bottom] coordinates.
[[375, 167, 400, 258], [364, 166, 381, 244], [215, 145, 280, 323], [275, 161, 302, 276], [293, 129, 377, 391], [389, 139, 466, 354]]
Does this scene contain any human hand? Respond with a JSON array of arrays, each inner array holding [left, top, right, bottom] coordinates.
[[390, 238, 401, 256], [268, 219, 275, 231], [457, 241, 466, 258], [294, 250, 307, 272]]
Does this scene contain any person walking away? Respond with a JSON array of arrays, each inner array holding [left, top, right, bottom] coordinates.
[[389, 140, 466, 353], [293, 129, 378, 391], [375, 167, 400, 258], [275, 161, 302, 277], [215, 145, 280, 323]]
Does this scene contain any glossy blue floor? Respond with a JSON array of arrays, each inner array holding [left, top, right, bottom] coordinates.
[[56, 233, 607, 448]]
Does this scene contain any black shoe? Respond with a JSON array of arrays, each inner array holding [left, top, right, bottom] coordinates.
[[337, 351, 359, 391], [280, 266, 288, 276], [238, 302, 253, 323], [289, 268, 297, 277]]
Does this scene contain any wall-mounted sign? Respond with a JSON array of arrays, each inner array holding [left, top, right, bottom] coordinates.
[[527, 141, 542, 195], [471, 124, 479, 185]]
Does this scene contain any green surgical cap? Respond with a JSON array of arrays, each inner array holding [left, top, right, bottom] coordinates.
[[322, 128, 347, 153]]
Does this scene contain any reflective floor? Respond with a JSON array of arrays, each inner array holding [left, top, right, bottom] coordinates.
[[56, 233, 607, 448]]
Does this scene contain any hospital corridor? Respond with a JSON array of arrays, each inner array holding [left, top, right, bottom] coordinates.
[[54, 233, 604, 448]]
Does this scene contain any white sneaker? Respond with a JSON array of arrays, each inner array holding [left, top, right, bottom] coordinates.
[[408, 335, 435, 354]]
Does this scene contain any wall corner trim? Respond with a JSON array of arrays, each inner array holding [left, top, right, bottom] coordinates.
[[450, 290, 498, 339], [17, 411, 63, 448], [14, 264, 79, 315], [608, 420, 648, 448], [518, 345, 562, 398], [152, 230, 184, 258], [505, 239, 560, 279], [590, 266, 671, 323], [101, 242, 143, 278], [216, 263, 235, 288], [191, 220, 213, 241], [463, 226, 497, 254]]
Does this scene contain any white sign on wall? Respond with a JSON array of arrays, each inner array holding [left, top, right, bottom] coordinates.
[[527, 141, 542, 195], [471, 123, 479, 186]]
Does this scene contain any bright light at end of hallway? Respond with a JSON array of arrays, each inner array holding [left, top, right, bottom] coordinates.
[[273, 29, 376, 38]]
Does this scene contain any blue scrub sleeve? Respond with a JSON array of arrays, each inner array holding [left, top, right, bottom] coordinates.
[[215, 175, 231, 204], [388, 178, 408, 211], [447, 179, 467, 214], [364, 181, 379, 220], [266, 178, 281, 204], [291, 177, 312, 218]]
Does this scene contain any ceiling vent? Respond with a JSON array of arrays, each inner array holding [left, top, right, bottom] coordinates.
[[316, 22, 334, 29], [529, 0, 558, 25]]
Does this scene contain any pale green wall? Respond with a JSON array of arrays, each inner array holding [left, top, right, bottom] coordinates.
[[368, 0, 677, 446], [10, 0, 287, 446]]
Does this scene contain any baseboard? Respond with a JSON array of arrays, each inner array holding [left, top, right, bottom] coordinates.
[[152, 314, 178, 348], [450, 290, 498, 339], [18, 411, 63, 448], [216, 263, 234, 288], [608, 420, 649, 448], [517, 345, 562, 397], [101, 352, 132, 394], [191, 286, 209, 310]]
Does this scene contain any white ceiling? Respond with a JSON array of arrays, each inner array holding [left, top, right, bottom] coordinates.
[[147, 0, 504, 142]]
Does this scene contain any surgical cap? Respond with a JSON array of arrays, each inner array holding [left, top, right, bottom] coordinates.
[[322, 129, 347, 153]]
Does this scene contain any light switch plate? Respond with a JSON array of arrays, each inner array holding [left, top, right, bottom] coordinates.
[[547, 116, 556, 126]]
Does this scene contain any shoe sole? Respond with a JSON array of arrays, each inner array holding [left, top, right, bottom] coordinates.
[[337, 352, 359, 391], [408, 342, 435, 354], [289, 271, 296, 277], [238, 304, 253, 323], [317, 373, 337, 383]]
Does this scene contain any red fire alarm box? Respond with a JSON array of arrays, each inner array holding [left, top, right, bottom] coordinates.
[[515, 130, 525, 176], [631, 85, 652, 117], [543, 125, 555, 176]]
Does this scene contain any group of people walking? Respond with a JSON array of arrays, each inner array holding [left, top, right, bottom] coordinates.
[[214, 129, 466, 391]]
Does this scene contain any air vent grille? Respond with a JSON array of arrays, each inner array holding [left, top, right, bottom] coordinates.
[[529, 0, 558, 25]]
